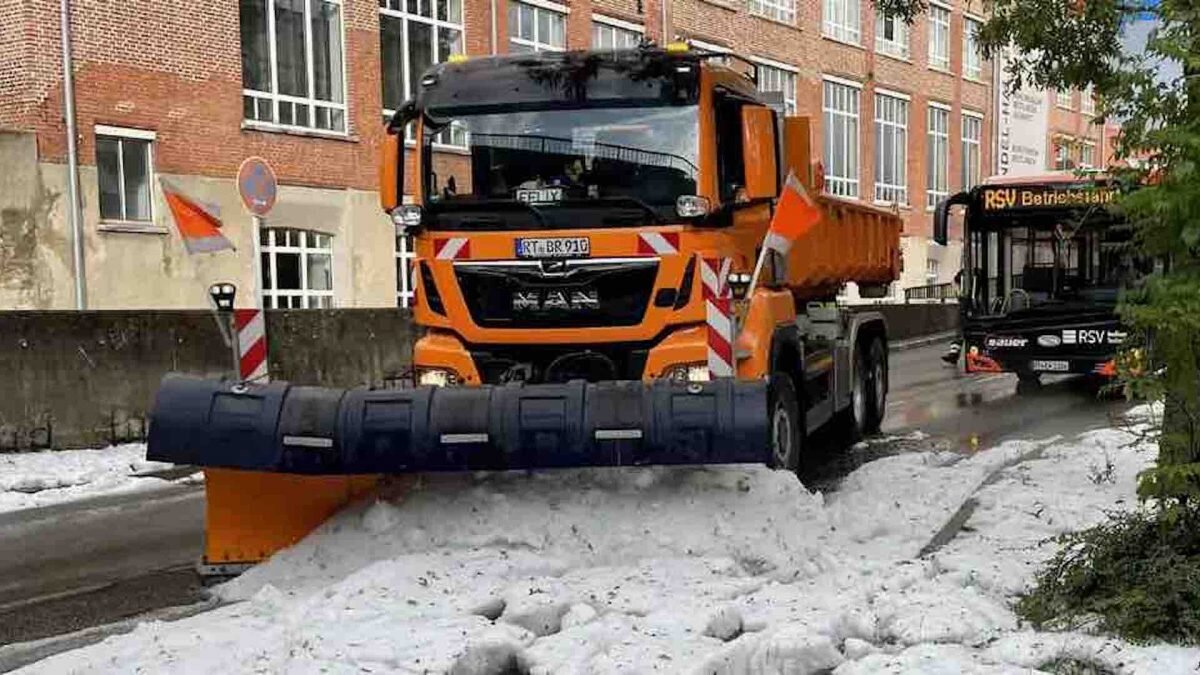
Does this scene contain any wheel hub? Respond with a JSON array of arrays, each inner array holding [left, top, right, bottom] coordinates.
[[772, 403, 791, 466]]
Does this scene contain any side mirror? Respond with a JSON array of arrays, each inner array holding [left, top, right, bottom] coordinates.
[[379, 100, 418, 214], [741, 106, 778, 200], [933, 191, 970, 246]]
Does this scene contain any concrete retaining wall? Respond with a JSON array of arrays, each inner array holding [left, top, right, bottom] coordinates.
[[0, 304, 957, 451]]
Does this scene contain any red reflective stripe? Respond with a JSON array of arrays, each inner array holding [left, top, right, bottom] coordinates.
[[234, 308, 258, 331], [240, 338, 267, 380]]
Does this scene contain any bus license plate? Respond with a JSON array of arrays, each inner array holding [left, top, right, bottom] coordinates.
[[1031, 360, 1070, 372], [515, 237, 590, 259]]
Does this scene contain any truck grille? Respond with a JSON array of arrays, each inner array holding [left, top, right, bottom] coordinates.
[[454, 259, 658, 328]]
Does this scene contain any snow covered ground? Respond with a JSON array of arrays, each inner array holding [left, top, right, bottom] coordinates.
[[0, 443, 198, 514], [17, 406, 1200, 674]]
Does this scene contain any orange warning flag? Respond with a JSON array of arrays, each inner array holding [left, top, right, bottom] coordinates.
[[763, 172, 822, 254], [160, 179, 234, 254]]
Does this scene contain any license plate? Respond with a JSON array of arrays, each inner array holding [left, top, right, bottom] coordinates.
[[515, 237, 590, 259], [1031, 359, 1070, 372]]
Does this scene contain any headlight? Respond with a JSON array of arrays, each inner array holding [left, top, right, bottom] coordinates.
[[417, 368, 459, 387], [664, 362, 711, 383]]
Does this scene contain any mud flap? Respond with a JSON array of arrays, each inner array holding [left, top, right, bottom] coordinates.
[[148, 374, 770, 473]]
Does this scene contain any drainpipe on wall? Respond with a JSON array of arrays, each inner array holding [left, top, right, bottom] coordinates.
[[491, 0, 498, 54], [660, 0, 668, 44], [61, 0, 87, 310]]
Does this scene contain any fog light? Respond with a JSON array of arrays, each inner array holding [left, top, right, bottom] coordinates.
[[417, 368, 459, 387], [664, 363, 711, 383], [728, 271, 752, 299], [676, 195, 711, 219]]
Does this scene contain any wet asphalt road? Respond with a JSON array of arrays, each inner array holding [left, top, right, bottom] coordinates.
[[0, 340, 1130, 654]]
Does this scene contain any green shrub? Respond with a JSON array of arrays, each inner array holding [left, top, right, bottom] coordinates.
[[1017, 508, 1200, 645]]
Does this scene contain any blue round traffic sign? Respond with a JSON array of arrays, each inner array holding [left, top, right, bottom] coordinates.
[[237, 157, 277, 216]]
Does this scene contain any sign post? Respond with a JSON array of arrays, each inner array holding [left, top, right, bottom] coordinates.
[[237, 157, 278, 311]]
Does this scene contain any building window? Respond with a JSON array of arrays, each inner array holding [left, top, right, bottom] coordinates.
[[756, 62, 797, 115], [1081, 86, 1096, 115], [1081, 141, 1096, 168], [823, 0, 860, 44], [963, 17, 983, 80], [823, 78, 861, 198], [926, 104, 949, 208], [752, 0, 797, 24], [508, 0, 566, 53], [260, 228, 335, 309], [593, 19, 641, 49], [961, 112, 982, 189], [928, 3, 950, 71], [96, 127, 155, 224], [241, 0, 347, 133], [379, 0, 463, 119], [875, 13, 909, 60], [874, 92, 908, 205], [1053, 138, 1073, 170], [925, 258, 940, 284], [1056, 88, 1073, 110], [396, 235, 416, 307]]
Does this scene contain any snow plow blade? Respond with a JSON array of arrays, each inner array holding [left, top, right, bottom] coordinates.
[[148, 374, 770, 473]]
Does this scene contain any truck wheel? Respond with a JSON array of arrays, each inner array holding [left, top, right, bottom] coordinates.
[[768, 373, 803, 473], [859, 338, 887, 434]]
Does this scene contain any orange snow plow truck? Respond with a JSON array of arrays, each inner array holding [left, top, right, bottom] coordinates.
[[148, 44, 901, 574]]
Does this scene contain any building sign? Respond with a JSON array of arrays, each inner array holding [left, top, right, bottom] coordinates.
[[981, 184, 1118, 211], [995, 47, 1049, 177]]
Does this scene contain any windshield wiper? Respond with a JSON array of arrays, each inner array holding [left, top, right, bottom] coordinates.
[[431, 199, 549, 227], [581, 197, 665, 224]]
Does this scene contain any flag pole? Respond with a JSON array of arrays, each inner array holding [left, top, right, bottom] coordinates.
[[746, 243, 770, 298]]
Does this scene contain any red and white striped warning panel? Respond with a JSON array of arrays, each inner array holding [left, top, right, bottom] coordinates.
[[234, 308, 269, 382], [701, 257, 734, 378], [434, 237, 471, 260], [637, 232, 680, 256]]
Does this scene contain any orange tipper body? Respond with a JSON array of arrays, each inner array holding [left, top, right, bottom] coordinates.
[[396, 47, 901, 386]]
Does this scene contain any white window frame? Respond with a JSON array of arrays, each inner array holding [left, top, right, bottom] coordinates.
[[752, 0, 797, 25], [592, 15, 643, 49], [823, 76, 862, 199], [927, 2, 951, 72], [873, 89, 909, 205], [509, 0, 568, 53], [379, 0, 466, 149], [1081, 86, 1096, 115], [95, 124, 157, 227], [1053, 137, 1073, 170], [1056, 88, 1074, 110], [875, 12, 910, 60], [823, 0, 861, 45], [242, 0, 350, 136], [1081, 140, 1096, 168], [963, 16, 983, 81], [926, 102, 950, 209], [961, 110, 983, 190], [925, 257, 940, 284], [752, 57, 798, 116], [396, 234, 416, 307], [261, 228, 336, 309]]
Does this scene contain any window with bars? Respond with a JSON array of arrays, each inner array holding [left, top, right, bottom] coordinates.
[[508, 1, 566, 53], [592, 21, 641, 50], [395, 235, 416, 307], [260, 228, 335, 309], [96, 129, 154, 224], [1081, 141, 1096, 168], [961, 113, 982, 189], [875, 13, 909, 60], [823, 0, 860, 44], [927, 3, 950, 71], [756, 64, 797, 115], [963, 17, 983, 80], [379, 0, 465, 146], [751, 0, 796, 24], [926, 104, 949, 208], [926, 257, 940, 284], [823, 79, 860, 198], [873, 93, 908, 205], [240, 0, 347, 133]]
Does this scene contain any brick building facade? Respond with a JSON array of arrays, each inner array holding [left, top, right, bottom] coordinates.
[[0, 0, 1110, 310]]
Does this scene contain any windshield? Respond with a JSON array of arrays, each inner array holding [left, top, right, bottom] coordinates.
[[421, 105, 699, 229], [963, 217, 1155, 316]]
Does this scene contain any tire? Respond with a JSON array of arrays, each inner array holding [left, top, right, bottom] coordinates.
[[861, 338, 888, 434], [767, 372, 804, 473]]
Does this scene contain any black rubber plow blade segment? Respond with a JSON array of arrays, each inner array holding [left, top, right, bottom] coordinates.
[[147, 374, 770, 473]]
